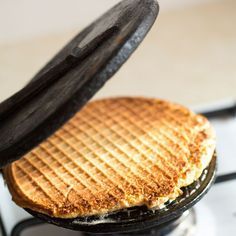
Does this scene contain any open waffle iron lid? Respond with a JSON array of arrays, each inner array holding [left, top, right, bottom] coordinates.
[[0, 0, 159, 168]]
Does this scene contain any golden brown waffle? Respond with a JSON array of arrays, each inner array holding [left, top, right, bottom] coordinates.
[[3, 97, 216, 218]]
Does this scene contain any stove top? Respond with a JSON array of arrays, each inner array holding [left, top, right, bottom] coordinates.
[[0, 102, 235, 236]]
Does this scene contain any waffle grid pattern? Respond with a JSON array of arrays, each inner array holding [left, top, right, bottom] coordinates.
[[7, 98, 213, 217]]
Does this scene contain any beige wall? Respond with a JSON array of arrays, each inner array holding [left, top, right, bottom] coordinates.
[[0, 0, 235, 108], [1, 0, 216, 43]]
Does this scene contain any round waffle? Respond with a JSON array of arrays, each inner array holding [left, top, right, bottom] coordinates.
[[3, 97, 216, 218]]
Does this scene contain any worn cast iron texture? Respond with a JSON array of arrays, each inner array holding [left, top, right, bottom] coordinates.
[[0, 0, 159, 167]]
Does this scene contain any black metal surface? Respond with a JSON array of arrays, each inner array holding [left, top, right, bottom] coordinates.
[[0, 213, 7, 236], [0, 26, 119, 122], [25, 154, 216, 234], [84, 209, 196, 236], [215, 172, 236, 184], [11, 218, 44, 236], [201, 103, 236, 118], [0, 0, 159, 168]]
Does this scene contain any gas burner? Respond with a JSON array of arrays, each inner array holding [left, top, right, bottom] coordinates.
[[84, 210, 196, 236]]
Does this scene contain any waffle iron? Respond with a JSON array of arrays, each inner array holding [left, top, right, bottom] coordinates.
[[0, 0, 218, 234]]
